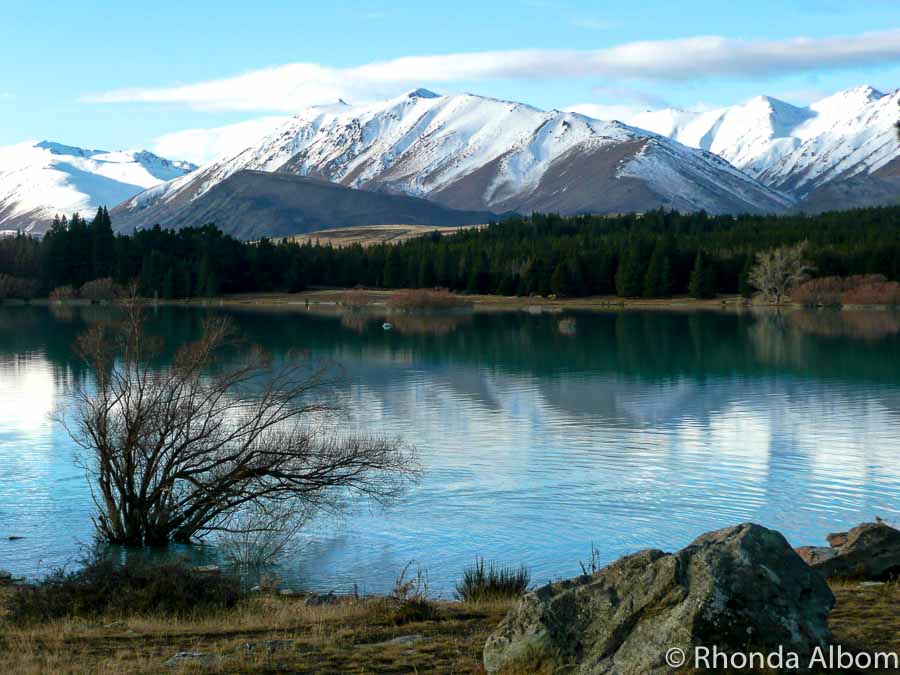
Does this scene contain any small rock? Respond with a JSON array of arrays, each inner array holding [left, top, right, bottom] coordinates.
[[827, 531, 849, 548], [795, 545, 839, 566], [303, 591, 338, 606], [383, 634, 425, 646], [804, 522, 900, 580], [279, 588, 297, 596], [250, 584, 261, 592], [192, 565, 220, 574], [163, 651, 221, 668]]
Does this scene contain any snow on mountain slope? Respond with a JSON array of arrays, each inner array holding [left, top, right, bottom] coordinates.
[[0, 141, 197, 233], [113, 89, 790, 233], [630, 86, 900, 199]]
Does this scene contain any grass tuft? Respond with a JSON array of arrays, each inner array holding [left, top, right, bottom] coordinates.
[[455, 559, 530, 603]]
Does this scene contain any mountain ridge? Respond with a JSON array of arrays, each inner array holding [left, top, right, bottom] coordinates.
[[0, 141, 197, 234], [112, 169, 504, 239], [111, 88, 791, 236], [629, 85, 900, 209]]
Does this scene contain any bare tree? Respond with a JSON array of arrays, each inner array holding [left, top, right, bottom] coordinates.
[[64, 302, 417, 546], [217, 500, 313, 568], [748, 242, 814, 305]]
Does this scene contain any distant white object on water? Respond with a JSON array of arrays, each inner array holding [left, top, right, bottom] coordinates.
[[383, 322, 393, 330]]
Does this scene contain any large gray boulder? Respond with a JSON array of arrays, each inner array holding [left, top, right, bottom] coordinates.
[[484, 523, 834, 674], [797, 521, 900, 580]]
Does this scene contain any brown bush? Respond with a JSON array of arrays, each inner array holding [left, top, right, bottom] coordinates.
[[0, 274, 40, 300], [79, 278, 123, 302], [791, 275, 889, 306], [49, 285, 76, 302], [387, 288, 468, 311], [842, 281, 900, 306], [339, 289, 372, 308]]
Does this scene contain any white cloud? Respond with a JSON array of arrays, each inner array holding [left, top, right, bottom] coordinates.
[[83, 29, 900, 113], [153, 116, 289, 165]]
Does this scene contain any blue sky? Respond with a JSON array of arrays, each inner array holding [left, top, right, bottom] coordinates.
[[2, 0, 898, 162]]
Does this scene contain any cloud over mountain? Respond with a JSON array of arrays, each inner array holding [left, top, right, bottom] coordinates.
[[83, 30, 900, 113]]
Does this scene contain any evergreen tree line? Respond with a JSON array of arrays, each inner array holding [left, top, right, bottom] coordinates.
[[1, 206, 899, 300]]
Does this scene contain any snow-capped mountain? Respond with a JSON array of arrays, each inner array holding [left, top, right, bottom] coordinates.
[[112, 89, 791, 234], [630, 86, 900, 208], [0, 141, 197, 234]]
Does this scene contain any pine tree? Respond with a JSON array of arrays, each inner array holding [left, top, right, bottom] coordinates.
[[615, 248, 644, 297], [382, 248, 404, 288], [550, 263, 564, 297], [739, 256, 754, 298], [418, 256, 435, 288], [689, 250, 716, 299], [285, 257, 308, 292], [90, 206, 115, 279], [643, 241, 672, 298], [162, 267, 175, 299]]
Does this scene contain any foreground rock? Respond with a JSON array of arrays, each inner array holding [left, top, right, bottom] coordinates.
[[484, 523, 834, 674], [796, 521, 900, 580], [163, 651, 222, 668]]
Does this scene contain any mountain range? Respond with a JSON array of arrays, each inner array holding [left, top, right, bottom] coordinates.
[[2, 85, 898, 238], [110, 89, 791, 233], [0, 141, 196, 234], [630, 85, 900, 212]]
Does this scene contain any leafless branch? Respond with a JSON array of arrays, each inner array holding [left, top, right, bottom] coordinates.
[[61, 299, 418, 546]]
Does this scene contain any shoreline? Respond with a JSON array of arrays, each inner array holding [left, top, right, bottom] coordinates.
[[134, 289, 898, 315], [6, 289, 898, 314]]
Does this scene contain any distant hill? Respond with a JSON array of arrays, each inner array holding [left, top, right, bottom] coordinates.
[[0, 141, 196, 234], [283, 223, 474, 247], [112, 170, 498, 239]]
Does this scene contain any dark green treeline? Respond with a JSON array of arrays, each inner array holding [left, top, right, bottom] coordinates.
[[1, 206, 899, 299]]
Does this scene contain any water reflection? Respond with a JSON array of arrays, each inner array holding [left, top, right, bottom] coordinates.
[[1, 305, 899, 594]]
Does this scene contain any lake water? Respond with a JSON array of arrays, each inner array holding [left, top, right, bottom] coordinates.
[[1, 304, 899, 596]]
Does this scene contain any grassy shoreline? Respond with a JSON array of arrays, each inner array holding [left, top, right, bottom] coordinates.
[[1, 580, 897, 674], [7, 289, 898, 314], [168, 289, 779, 314]]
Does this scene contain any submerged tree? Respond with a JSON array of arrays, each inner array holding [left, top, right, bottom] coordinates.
[[748, 242, 814, 304], [64, 302, 417, 546]]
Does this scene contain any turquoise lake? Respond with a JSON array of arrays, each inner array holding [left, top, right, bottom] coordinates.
[[1, 304, 899, 595]]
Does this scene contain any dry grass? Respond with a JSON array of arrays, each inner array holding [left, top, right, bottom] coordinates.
[[284, 224, 473, 248], [387, 289, 469, 311], [1, 580, 897, 674], [0, 585, 510, 674]]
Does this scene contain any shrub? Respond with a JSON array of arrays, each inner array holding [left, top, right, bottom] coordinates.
[[339, 289, 371, 308], [842, 280, 900, 306], [5, 554, 242, 624], [49, 285, 76, 302], [387, 288, 468, 311], [387, 562, 437, 624], [79, 277, 123, 302], [455, 558, 530, 603], [791, 274, 888, 306], [0, 274, 39, 300]]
